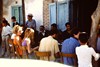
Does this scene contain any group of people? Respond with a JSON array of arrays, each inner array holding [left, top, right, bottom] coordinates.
[[0, 14, 38, 58], [0, 13, 100, 67]]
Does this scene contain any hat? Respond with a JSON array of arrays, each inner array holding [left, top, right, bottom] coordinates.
[[28, 14, 33, 17]]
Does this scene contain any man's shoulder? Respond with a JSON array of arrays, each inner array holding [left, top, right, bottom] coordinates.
[[63, 37, 71, 42], [41, 37, 48, 41], [32, 19, 36, 22], [6, 26, 12, 29]]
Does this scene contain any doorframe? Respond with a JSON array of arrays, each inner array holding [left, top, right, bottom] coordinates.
[[11, 5, 23, 25]]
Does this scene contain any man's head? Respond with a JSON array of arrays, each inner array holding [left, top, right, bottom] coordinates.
[[2, 20, 8, 26], [65, 22, 71, 31], [49, 30, 57, 38], [27, 14, 33, 21], [79, 32, 89, 45], [40, 25, 45, 32], [71, 27, 80, 39], [11, 16, 16, 22], [51, 23, 57, 30]]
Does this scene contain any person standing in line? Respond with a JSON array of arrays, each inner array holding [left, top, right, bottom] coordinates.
[[11, 16, 19, 27], [51, 23, 63, 43], [13, 25, 23, 58], [1, 20, 12, 58], [61, 27, 80, 66], [62, 22, 71, 41], [25, 14, 38, 48], [76, 32, 100, 67], [38, 25, 49, 42], [25, 14, 36, 30], [22, 28, 38, 59]]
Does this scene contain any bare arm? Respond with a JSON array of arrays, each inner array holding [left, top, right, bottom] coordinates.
[[16, 36, 22, 50], [91, 48, 100, 61], [26, 39, 31, 54]]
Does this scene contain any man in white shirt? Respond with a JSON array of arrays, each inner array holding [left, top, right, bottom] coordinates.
[[39, 30, 59, 61], [76, 32, 100, 67]]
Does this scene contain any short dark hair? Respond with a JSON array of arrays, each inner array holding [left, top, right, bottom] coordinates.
[[2, 20, 10, 26], [51, 23, 57, 28], [79, 32, 89, 43], [49, 30, 57, 35], [71, 27, 80, 35], [11, 16, 16, 20], [40, 25, 45, 28], [65, 22, 70, 26]]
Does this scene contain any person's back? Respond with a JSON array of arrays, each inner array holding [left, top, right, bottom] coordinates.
[[76, 32, 100, 67], [61, 37, 80, 65], [61, 28, 80, 65], [13, 25, 23, 58], [39, 30, 59, 61], [13, 35, 22, 57], [76, 45, 99, 67], [39, 36, 59, 61]]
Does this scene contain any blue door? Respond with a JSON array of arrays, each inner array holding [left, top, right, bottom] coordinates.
[[57, 1, 69, 31], [12, 6, 23, 25], [49, 1, 69, 31], [49, 3, 57, 29]]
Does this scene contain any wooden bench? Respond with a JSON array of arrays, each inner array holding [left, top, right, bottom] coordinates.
[[59, 52, 78, 67], [34, 51, 51, 61]]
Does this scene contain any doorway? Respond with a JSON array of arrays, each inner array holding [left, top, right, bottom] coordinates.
[[12, 6, 23, 25]]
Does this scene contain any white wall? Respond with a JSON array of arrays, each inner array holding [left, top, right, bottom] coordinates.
[[3, 0, 22, 26], [3, 0, 43, 31], [25, 0, 43, 31]]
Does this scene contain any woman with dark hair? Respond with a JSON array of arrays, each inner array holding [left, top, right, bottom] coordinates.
[[1, 20, 12, 57]]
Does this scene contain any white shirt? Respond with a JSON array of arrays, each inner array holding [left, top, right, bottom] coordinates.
[[39, 36, 59, 61], [2, 25, 12, 37], [11, 34, 16, 39], [76, 45, 100, 67]]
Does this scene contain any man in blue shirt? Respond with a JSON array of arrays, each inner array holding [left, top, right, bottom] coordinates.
[[61, 28, 80, 66], [25, 14, 36, 30]]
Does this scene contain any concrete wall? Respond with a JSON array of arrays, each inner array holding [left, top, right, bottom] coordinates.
[[43, 0, 53, 30], [25, 0, 43, 31]]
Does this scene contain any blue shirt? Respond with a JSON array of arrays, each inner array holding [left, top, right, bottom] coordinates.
[[97, 37, 100, 52], [61, 37, 80, 65], [26, 19, 36, 29]]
